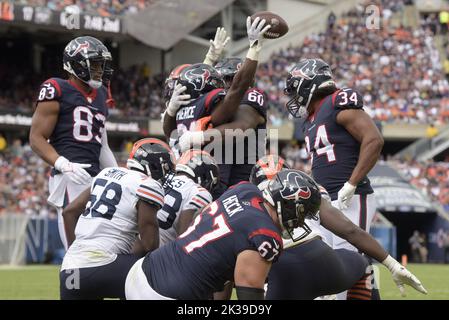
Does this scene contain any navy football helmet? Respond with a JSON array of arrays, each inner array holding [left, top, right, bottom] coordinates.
[[127, 138, 175, 183], [262, 169, 321, 241], [63, 36, 113, 89], [178, 63, 224, 99], [163, 64, 191, 103], [176, 149, 219, 192], [215, 57, 243, 89], [284, 58, 336, 118]]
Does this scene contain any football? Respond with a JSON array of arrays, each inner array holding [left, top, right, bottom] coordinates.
[[251, 11, 289, 39]]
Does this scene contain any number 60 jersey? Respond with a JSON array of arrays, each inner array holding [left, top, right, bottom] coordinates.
[[36, 77, 109, 177]]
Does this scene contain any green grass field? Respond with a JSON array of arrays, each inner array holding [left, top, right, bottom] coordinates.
[[0, 263, 448, 300]]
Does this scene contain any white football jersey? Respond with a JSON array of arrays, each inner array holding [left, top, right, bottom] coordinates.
[[283, 185, 330, 249], [157, 174, 212, 245], [61, 167, 164, 270]]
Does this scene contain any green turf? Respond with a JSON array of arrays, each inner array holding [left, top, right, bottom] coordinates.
[[0, 263, 448, 300]]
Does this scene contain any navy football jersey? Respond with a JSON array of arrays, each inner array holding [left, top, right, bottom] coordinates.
[[226, 88, 267, 186], [36, 78, 109, 176], [141, 182, 282, 299], [303, 88, 373, 200]]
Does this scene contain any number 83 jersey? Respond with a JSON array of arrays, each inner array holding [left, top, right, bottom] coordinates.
[[36, 77, 109, 176], [303, 88, 373, 200]]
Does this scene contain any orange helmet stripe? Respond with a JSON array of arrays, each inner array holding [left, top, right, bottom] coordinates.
[[129, 138, 174, 161]]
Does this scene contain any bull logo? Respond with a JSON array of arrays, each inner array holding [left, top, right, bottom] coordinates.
[[291, 59, 318, 80], [66, 40, 90, 57], [280, 171, 311, 200], [184, 68, 211, 91]]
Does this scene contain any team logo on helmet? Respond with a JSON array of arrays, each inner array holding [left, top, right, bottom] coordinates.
[[280, 171, 311, 200], [184, 68, 211, 91], [291, 59, 318, 80], [66, 40, 90, 58]]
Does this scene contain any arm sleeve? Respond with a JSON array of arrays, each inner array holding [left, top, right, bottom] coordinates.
[[185, 187, 212, 211], [247, 226, 283, 263], [36, 78, 62, 104], [136, 178, 165, 209], [334, 88, 364, 111], [240, 88, 268, 120]]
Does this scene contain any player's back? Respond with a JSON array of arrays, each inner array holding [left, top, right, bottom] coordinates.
[[157, 174, 212, 246], [142, 182, 282, 299], [303, 88, 373, 199], [37, 77, 109, 176], [66, 167, 163, 261]]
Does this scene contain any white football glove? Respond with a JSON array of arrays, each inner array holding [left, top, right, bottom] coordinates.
[[166, 84, 192, 117], [382, 255, 428, 297], [203, 27, 231, 66], [179, 131, 205, 152], [337, 182, 356, 210], [246, 16, 271, 61], [54, 156, 92, 185]]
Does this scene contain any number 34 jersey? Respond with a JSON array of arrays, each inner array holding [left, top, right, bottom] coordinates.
[[36, 77, 109, 176], [61, 167, 164, 271], [303, 88, 373, 200], [158, 175, 212, 246]]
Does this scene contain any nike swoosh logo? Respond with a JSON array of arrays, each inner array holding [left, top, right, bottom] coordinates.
[[308, 124, 316, 131]]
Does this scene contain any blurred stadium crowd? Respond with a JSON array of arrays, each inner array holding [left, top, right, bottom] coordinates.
[[1, 0, 449, 125]]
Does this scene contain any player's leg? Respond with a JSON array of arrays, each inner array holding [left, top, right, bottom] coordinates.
[[266, 238, 368, 300], [125, 258, 174, 300]]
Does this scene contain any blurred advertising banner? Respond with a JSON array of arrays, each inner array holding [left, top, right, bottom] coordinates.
[[0, 2, 121, 34], [368, 163, 437, 213]]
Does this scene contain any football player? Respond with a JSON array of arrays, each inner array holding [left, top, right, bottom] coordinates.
[[250, 156, 427, 299], [158, 150, 219, 245], [59, 138, 174, 300], [29, 36, 118, 249], [283, 58, 384, 299], [162, 17, 271, 159], [125, 169, 318, 300], [179, 57, 267, 188]]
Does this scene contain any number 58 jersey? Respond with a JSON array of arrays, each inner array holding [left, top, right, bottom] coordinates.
[[36, 77, 110, 176], [62, 167, 164, 271]]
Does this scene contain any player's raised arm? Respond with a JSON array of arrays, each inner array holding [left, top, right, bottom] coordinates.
[[203, 27, 230, 66], [209, 17, 271, 126], [319, 199, 427, 296], [62, 187, 91, 247]]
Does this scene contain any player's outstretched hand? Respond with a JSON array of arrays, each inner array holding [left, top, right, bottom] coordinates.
[[246, 16, 271, 60], [166, 84, 192, 117], [337, 181, 356, 210], [54, 156, 92, 185], [382, 255, 428, 297], [204, 27, 230, 65]]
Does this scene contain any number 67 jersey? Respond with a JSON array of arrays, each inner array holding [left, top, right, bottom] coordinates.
[[36, 77, 109, 177]]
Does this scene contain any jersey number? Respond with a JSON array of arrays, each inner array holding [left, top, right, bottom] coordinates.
[[305, 124, 336, 163], [179, 202, 232, 254], [337, 91, 358, 106], [38, 83, 56, 101], [83, 178, 122, 220], [247, 91, 264, 106], [158, 188, 183, 230], [73, 106, 105, 143]]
